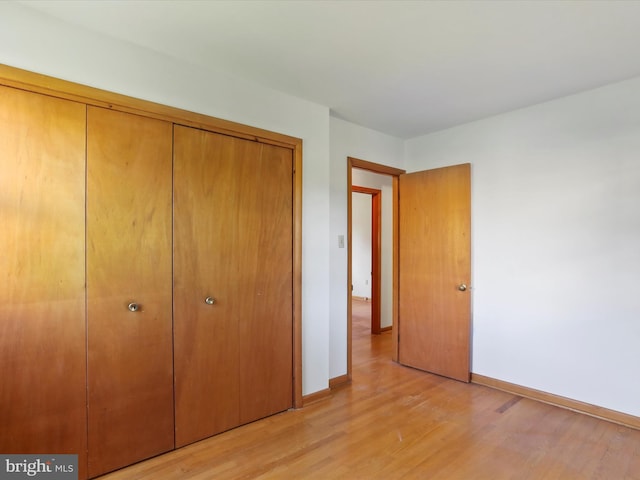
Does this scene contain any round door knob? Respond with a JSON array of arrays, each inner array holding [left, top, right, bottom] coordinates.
[[128, 302, 139, 312], [205, 296, 216, 305], [458, 284, 467, 292]]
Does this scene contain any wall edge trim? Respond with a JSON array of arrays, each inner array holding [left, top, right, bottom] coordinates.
[[471, 373, 640, 431]]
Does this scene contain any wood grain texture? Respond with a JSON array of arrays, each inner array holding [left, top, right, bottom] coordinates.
[[86, 107, 174, 478], [97, 298, 640, 479], [399, 163, 471, 382], [0, 86, 87, 478], [237, 140, 293, 425], [292, 143, 303, 408], [328, 374, 351, 390], [472, 373, 640, 431], [0, 64, 300, 149], [349, 156, 406, 176], [1, 63, 305, 414], [173, 126, 293, 448]]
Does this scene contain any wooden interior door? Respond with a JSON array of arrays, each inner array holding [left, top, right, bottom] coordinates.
[[0, 86, 88, 478], [174, 125, 293, 448], [398, 163, 471, 382], [86, 107, 174, 477]]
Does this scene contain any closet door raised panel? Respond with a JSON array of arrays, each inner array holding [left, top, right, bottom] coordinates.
[[173, 126, 293, 447], [86, 107, 174, 478], [0, 86, 87, 478]]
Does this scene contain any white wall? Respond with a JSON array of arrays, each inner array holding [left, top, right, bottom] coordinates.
[[329, 117, 404, 378], [405, 77, 640, 417], [0, 2, 330, 396], [351, 193, 372, 299]]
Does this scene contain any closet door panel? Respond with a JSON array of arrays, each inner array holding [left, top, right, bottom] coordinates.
[[87, 107, 174, 477], [173, 126, 241, 447], [237, 142, 293, 424], [173, 126, 293, 447], [0, 86, 87, 478]]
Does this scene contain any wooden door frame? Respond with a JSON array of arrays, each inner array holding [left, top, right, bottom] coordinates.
[[351, 186, 382, 334], [347, 157, 406, 379]]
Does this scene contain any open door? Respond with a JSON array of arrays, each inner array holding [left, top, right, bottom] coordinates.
[[398, 163, 471, 382]]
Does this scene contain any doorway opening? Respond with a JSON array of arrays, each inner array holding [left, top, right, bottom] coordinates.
[[347, 157, 405, 380], [352, 186, 381, 334], [347, 158, 472, 384]]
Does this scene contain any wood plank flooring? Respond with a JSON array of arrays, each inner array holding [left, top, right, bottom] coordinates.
[[98, 298, 640, 479]]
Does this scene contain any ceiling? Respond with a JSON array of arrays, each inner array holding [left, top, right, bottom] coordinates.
[[19, 0, 640, 138]]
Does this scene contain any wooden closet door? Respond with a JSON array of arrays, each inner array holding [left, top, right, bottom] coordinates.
[[237, 138, 293, 426], [0, 87, 87, 477], [86, 107, 174, 477], [174, 125, 293, 447]]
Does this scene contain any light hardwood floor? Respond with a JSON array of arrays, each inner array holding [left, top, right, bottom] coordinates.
[[98, 298, 640, 479]]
